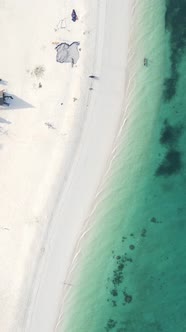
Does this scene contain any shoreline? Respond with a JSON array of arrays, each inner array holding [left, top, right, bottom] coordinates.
[[55, 1, 166, 332], [56, 2, 137, 328], [59, 0, 167, 331]]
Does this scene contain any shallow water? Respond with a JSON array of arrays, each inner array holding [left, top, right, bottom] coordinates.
[[60, 1, 186, 331]]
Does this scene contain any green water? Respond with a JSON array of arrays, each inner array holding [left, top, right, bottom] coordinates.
[[61, 0, 186, 331]]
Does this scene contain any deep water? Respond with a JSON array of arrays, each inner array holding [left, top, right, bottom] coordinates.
[[61, 1, 186, 331]]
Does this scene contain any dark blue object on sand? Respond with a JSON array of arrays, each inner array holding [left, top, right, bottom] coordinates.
[[71, 9, 78, 22]]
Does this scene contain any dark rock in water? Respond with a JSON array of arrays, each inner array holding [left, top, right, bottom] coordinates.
[[129, 244, 135, 250]]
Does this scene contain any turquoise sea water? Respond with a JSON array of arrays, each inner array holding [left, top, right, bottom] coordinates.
[[60, 0, 186, 331]]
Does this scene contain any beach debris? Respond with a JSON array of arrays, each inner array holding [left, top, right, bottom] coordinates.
[[54, 18, 67, 31], [0, 225, 10, 231], [83, 30, 90, 35], [64, 282, 73, 287], [144, 57, 148, 67], [45, 122, 56, 129], [73, 97, 77, 102], [89, 75, 99, 80], [32, 65, 45, 78], [40, 247, 45, 254], [55, 42, 80, 65], [89, 87, 93, 91], [38, 82, 42, 88], [71, 9, 78, 22]]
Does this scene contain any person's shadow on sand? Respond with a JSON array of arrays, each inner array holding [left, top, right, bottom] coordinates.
[[1, 94, 33, 109]]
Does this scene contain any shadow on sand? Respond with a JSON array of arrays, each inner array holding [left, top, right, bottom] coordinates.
[[0, 117, 11, 124], [0, 79, 8, 86], [1, 94, 33, 110]]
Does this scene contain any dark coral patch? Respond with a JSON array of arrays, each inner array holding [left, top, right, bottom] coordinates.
[[160, 120, 183, 146], [118, 263, 124, 271], [112, 270, 124, 286], [112, 300, 117, 307], [163, 76, 177, 101], [105, 319, 117, 331], [122, 255, 133, 263], [122, 236, 127, 242], [123, 291, 133, 304], [150, 217, 162, 224], [141, 228, 147, 237], [110, 289, 118, 297], [155, 149, 183, 176], [163, 0, 186, 101], [129, 244, 135, 250]]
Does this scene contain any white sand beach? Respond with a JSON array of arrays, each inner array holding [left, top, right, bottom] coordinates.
[[0, 0, 132, 331]]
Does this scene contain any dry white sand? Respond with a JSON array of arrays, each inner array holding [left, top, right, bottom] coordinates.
[[0, 0, 132, 331]]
